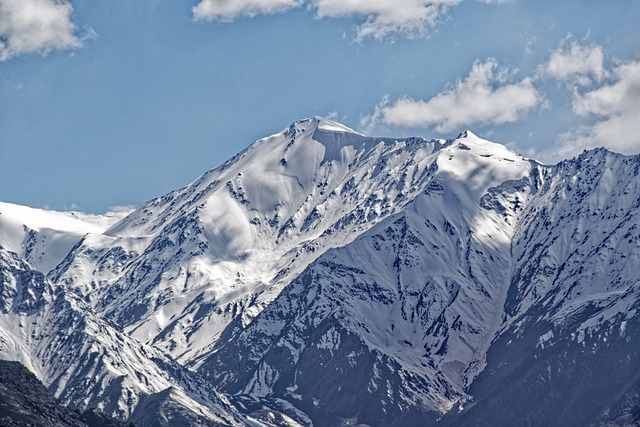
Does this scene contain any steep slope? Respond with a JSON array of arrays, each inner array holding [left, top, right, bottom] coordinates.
[[0, 247, 257, 425], [197, 126, 640, 426], [449, 149, 640, 426], [50, 117, 452, 365], [200, 131, 533, 425]]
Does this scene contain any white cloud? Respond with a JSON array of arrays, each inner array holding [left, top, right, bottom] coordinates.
[[366, 58, 541, 133], [541, 40, 607, 86], [544, 60, 640, 161], [572, 62, 639, 117], [104, 205, 136, 218], [193, 0, 302, 21], [0, 0, 80, 61], [359, 94, 390, 134], [477, 0, 512, 4], [324, 110, 339, 121], [193, 0, 463, 40], [314, 0, 460, 41]]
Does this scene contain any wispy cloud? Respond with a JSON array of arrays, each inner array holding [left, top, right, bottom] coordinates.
[[193, 0, 473, 40], [104, 205, 136, 218], [0, 0, 80, 61], [362, 58, 541, 133], [477, 0, 513, 4], [193, 0, 302, 21], [314, 0, 460, 41]]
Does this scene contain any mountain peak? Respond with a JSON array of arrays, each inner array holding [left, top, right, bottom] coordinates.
[[313, 116, 362, 135], [285, 116, 363, 137], [456, 130, 478, 139]]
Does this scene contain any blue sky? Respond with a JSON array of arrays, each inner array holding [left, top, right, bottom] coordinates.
[[1, 0, 639, 213]]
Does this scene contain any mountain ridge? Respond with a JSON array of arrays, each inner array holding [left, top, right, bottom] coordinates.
[[1, 117, 639, 426]]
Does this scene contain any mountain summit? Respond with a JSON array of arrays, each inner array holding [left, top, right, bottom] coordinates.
[[1, 118, 640, 426]]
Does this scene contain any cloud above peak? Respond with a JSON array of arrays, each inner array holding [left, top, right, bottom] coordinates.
[[546, 60, 640, 160], [363, 58, 542, 133], [0, 0, 80, 61]]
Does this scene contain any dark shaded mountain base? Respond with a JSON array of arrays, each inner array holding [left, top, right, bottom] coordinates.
[[0, 359, 132, 427], [444, 316, 640, 427]]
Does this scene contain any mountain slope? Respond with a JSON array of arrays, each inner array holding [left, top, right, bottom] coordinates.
[[0, 247, 257, 425], [199, 134, 640, 426], [449, 149, 640, 426], [199, 130, 533, 425], [49, 118, 456, 366]]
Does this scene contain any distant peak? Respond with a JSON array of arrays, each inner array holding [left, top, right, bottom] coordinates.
[[573, 146, 616, 163], [456, 130, 478, 139]]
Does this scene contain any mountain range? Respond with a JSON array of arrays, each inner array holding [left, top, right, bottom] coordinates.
[[1, 117, 639, 426]]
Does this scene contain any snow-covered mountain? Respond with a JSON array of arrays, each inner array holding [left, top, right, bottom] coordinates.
[[199, 126, 533, 425], [49, 118, 465, 366], [1, 117, 639, 426], [0, 247, 258, 425]]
